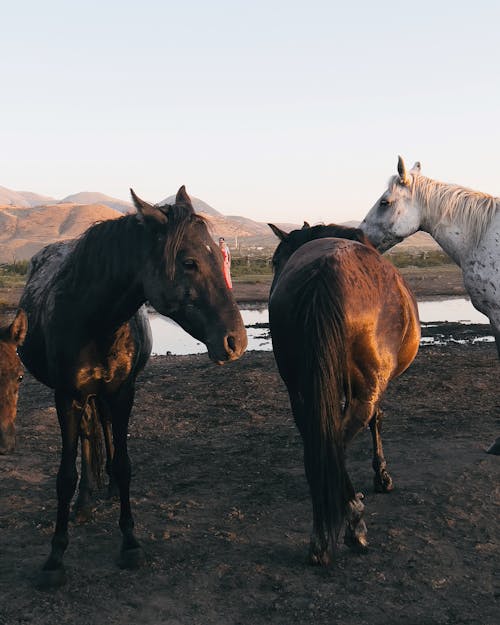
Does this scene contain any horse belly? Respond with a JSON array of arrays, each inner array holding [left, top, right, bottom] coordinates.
[[75, 325, 140, 395], [17, 321, 54, 388], [463, 240, 500, 320]]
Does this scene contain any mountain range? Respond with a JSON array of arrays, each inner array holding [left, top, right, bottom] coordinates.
[[0, 185, 438, 263]]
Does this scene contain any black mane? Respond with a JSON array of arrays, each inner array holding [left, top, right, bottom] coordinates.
[[62, 201, 203, 290], [272, 223, 372, 269]]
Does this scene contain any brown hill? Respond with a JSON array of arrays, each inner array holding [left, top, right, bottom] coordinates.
[[0, 198, 276, 263], [394, 230, 440, 250], [17, 191, 57, 207], [0, 203, 122, 263], [60, 192, 133, 214], [0, 187, 31, 208], [0, 181, 441, 264]]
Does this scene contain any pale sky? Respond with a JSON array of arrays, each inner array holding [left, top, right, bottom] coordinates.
[[2, 1, 499, 224]]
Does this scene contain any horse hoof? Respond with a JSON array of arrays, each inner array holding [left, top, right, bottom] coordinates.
[[117, 547, 144, 570], [308, 533, 331, 566], [308, 549, 331, 566], [344, 521, 369, 554], [374, 472, 394, 493], [36, 566, 67, 590], [485, 438, 500, 455], [74, 506, 93, 524], [344, 531, 369, 554], [106, 484, 119, 500]]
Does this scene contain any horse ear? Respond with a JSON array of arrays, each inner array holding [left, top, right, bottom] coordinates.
[[302, 221, 311, 229], [130, 188, 167, 225], [9, 309, 27, 345], [268, 223, 288, 241], [175, 185, 192, 205], [410, 161, 421, 175], [397, 155, 410, 186]]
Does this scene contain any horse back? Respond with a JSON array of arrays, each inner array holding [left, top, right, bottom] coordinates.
[[270, 237, 420, 383]]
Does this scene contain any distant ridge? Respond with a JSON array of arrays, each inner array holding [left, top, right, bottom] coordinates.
[[0, 183, 439, 262], [17, 191, 57, 207], [60, 192, 133, 214], [0, 186, 31, 208], [160, 194, 223, 218], [0, 203, 122, 263]]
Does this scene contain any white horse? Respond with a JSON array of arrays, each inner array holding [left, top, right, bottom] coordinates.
[[360, 156, 500, 454]]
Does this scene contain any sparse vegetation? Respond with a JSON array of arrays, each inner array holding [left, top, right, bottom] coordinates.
[[0, 250, 455, 289], [230, 256, 273, 277], [228, 247, 454, 278], [386, 249, 454, 268], [0, 260, 30, 288]]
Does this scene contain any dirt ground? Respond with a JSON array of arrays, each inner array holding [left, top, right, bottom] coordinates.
[[1, 267, 499, 625]]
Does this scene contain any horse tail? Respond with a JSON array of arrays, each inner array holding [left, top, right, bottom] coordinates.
[[82, 396, 104, 488], [294, 258, 354, 546]]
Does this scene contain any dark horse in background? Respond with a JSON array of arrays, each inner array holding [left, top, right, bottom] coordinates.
[[19, 186, 247, 588], [0, 309, 28, 454], [268, 222, 420, 565]]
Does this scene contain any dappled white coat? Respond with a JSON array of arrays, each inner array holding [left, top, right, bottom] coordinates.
[[360, 157, 500, 356]]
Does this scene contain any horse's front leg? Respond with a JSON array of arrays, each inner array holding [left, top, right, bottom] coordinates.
[[369, 407, 394, 493], [38, 391, 82, 588], [106, 385, 144, 569], [486, 317, 500, 454]]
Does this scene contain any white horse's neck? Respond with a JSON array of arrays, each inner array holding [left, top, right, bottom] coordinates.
[[420, 213, 470, 266], [413, 176, 499, 267]]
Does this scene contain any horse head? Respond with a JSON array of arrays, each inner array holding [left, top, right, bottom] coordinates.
[[131, 187, 247, 364], [359, 156, 423, 252], [0, 309, 27, 454]]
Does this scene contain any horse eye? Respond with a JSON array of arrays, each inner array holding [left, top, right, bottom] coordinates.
[[183, 259, 197, 270], [380, 198, 391, 207], [18, 374, 24, 382]]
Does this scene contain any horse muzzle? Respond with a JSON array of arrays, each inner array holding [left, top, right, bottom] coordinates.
[[207, 328, 248, 365]]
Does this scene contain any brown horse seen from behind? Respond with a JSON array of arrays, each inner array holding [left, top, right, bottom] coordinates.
[[268, 223, 420, 565]]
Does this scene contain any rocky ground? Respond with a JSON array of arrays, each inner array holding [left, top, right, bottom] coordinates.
[[0, 266, 499, 625]]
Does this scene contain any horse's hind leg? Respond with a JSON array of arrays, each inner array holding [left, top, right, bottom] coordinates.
[[289, 391, 341, 565], [96, 398, 118, 498], [101, 416, 119, 497], [38, 391, 81, 588], [73, 429, 95, 523], [369, 407, 394, 493], [73, 398, 106, 522], [342, 397, 379, 552], [344, 492, 368, 553]]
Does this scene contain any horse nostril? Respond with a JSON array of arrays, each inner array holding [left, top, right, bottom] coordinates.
[[227, 335, 236, 353]]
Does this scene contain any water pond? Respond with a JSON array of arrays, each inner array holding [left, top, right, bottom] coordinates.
[[150, 298, 491, 356]]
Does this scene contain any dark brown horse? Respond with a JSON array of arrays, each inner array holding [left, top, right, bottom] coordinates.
[[268, 222, 420, 565], [19, 186, 247, 588], [0, 310, 27, 454]]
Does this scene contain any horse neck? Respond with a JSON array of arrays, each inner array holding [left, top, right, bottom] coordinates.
[[73, 271, 145, 336], [65, 221, 147, 332], [420, 213, 469, 267], [414, 176, 492, 266]]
